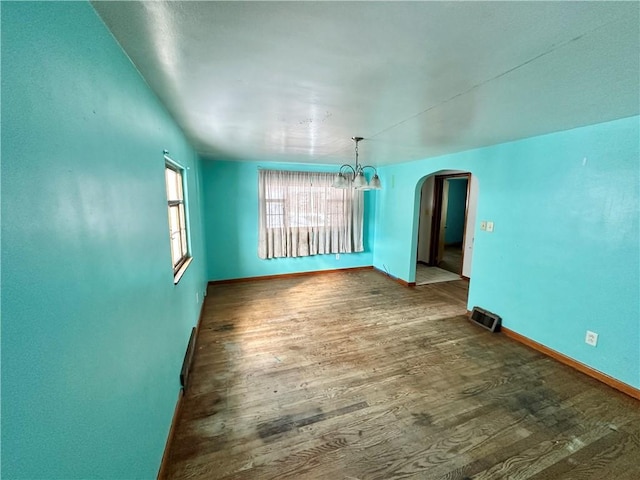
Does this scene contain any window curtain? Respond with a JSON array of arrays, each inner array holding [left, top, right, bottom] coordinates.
[[258, 169, 364, 259]]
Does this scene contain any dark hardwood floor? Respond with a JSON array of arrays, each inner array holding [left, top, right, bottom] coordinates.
[[165, 270, 640, 479]]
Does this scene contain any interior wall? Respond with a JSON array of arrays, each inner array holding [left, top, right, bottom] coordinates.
[[416, 176, 435, 263], [373, 115, 639, 389], [202, 159, 376, 281], [1, 3, 208, 478]]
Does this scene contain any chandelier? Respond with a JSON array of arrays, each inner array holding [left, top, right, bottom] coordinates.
[[332, 137, 382, 190]]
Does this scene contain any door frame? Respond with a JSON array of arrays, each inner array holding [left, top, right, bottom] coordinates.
[[428, 172, 471, 273]]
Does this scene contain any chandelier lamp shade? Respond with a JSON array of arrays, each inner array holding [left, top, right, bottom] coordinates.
[[332, 137, 382, 190]]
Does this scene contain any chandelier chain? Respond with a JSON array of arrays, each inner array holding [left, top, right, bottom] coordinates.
[[355, 141, 359, 169]]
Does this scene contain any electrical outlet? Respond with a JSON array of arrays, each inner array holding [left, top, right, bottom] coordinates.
[[480, 221, 487, 231], [486, 221, 494, 232], [336, 253, 340, 260], [585, 330, 598, 347]]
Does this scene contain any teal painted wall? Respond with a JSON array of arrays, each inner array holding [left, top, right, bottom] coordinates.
[[202, 159, 375, 281], [444, 178, 468, 245], [373, 116, 639, 389], [1, 3, 207, 478]]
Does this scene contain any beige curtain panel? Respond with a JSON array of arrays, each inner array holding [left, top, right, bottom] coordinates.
[[258, 169, 364, 259]]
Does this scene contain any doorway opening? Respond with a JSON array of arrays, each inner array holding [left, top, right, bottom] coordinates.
[[430, 174, 468, 274], [415, 171, 476, 286]]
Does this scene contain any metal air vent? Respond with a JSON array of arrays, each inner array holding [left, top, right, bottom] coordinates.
[[470, 307, 501, 332], [180, 328, 197, 390]]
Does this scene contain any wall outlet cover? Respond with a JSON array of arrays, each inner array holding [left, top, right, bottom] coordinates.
[[585, 330, 598, 346]]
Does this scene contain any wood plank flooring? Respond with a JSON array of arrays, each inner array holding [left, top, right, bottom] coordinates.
[[165, 270, 640, 479]]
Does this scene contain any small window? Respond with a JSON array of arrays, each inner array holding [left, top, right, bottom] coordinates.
[[165, 158, 191, 283]]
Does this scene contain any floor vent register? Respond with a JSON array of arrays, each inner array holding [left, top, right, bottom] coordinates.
[[469, 307, 501, 332]]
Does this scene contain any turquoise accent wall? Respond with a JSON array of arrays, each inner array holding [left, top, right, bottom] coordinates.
[[444, 178, 468, 245], [373, 116, 639, 389], [202, 159, 375, 281], [1, 3, 207, 478]]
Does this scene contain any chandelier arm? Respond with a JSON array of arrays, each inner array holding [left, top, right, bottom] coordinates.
[[338, 164, 356, 176], [360, 165, 378, 175]]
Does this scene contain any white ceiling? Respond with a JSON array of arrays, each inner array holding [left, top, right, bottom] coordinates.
[[92, 1, 639, 166]]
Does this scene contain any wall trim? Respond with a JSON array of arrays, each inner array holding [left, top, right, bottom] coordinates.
[[157, 389, 184, 479], [158, 297, 207, 479], [500, 326, 639, 401], [373, 267, 416, 287], [208, 266, 374, 285]]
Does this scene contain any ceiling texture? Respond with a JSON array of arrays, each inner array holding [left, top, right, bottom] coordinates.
[[92, 1, 640, 166]]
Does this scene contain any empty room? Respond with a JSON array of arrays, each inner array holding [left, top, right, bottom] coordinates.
[[1, 1, 639, 479]]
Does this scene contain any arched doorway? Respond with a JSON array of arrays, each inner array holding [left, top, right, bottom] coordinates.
[[414, 170, 478, 286]]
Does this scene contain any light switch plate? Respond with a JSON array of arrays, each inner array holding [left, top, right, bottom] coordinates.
[[480, 221, 487, 231], [486, 221, 494, 232]]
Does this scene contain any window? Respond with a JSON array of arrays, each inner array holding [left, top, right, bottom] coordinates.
[[165, 158, 191, 282], [258, 169, 364, 259]]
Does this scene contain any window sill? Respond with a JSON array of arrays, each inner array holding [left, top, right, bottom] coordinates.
[[173, 256, 193, 285]]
